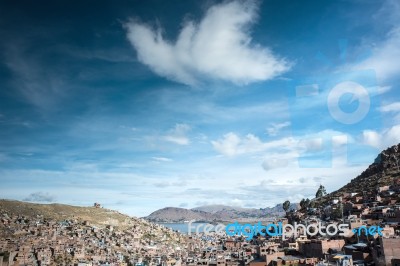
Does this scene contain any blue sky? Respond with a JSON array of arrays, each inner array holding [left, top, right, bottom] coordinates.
[[1, 0, 400, 216]]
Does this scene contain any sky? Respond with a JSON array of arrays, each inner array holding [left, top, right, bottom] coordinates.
[[0, 0, 400, 217]]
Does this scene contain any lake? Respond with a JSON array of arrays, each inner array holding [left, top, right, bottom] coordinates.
[[157, 222, 226, 234]]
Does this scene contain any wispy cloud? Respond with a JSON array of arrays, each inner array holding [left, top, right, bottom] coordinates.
[[379, 102, 400, 113], [23, 192, 56, 202], [4, 46, 68, 110], [351, 1, 400, 81], [267, 121, 290, 136], [377, 86, 392, 95], [354, 28, 400, 81], [211, 132, 296, 157], [262, 158, 289, 171], [379, 101, 400, 123], [164, 123, 191, 145], [152, 157, 173, 162], [125, 0, 291, 86], [154, 179, 188, 188]]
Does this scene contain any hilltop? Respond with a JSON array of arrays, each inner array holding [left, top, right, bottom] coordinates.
[[0, 199, 135, 229], [303, 142, 400, 211], [328, 143, 400, 198]]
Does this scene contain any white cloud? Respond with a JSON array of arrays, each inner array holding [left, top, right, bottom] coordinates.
[[266, 121, 290, 136], [378, 85, 392, 95], [362, 125, 400, 149], [211, 132, 262, 156], [298, 138, 323, 152], [379, 101, 400, 123], [154, 180, 187, 188], [362, 130, 381, 149], [211, 129, 348, 158], [164, 123, 191, 145], [351, 1, 400, 81], [262, 158, 288, 171], [331, 135, 348, 147], [211, 129, 354, 175], [211, 132, 296, 157], [230, 198, 244, 207], [152, 157, 173, 162], [5, 49, 67, 110], [125, 1, 291, 86], [356, 28, 400, 81], [379, 102, 400, 113]]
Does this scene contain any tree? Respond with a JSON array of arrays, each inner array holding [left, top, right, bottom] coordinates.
[[300, 198, 311, 211], [315, 185, 327, 198], [304, 198, 310, 208], [283, 200, 291, 213], [331, 204, 343, 220]]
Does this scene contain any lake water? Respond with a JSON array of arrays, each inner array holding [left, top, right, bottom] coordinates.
[[157, 222, 226, 234]]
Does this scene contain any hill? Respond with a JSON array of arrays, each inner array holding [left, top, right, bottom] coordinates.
[[0, 200, 194, 265], [0, 199, 136, 230], [332, 143, 400, 196], [144, 207, 217, 223], [307, 143, 400, 209], [145, 203, 299, 223]]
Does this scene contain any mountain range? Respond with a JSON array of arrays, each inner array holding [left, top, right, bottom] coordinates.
[[1, 143, 399, 225]]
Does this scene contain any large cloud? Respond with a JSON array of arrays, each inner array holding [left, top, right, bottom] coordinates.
[[211, 132, 296, 157], [125, 1, 291, 86]]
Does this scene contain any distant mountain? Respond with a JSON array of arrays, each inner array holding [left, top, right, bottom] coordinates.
[[259, 203, 299, 214], [145, 207, 218, 223], [192, 204, 246, 213], [145, 203, 299, 223]]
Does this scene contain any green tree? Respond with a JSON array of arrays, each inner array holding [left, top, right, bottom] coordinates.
[[315, 185, 327, 198], [300, 199, 305, 209], [304, 198, 310, 208], [283, 200, 291, 213], [300, 198, 311, 210], [331, 203, 343, 220]]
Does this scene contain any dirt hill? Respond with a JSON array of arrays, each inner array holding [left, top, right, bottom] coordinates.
[[0, 199, 134, 229]]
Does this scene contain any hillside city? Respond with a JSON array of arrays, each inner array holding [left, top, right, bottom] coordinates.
[[2, 0, 400, 265], [1, 144, 400, 266]]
